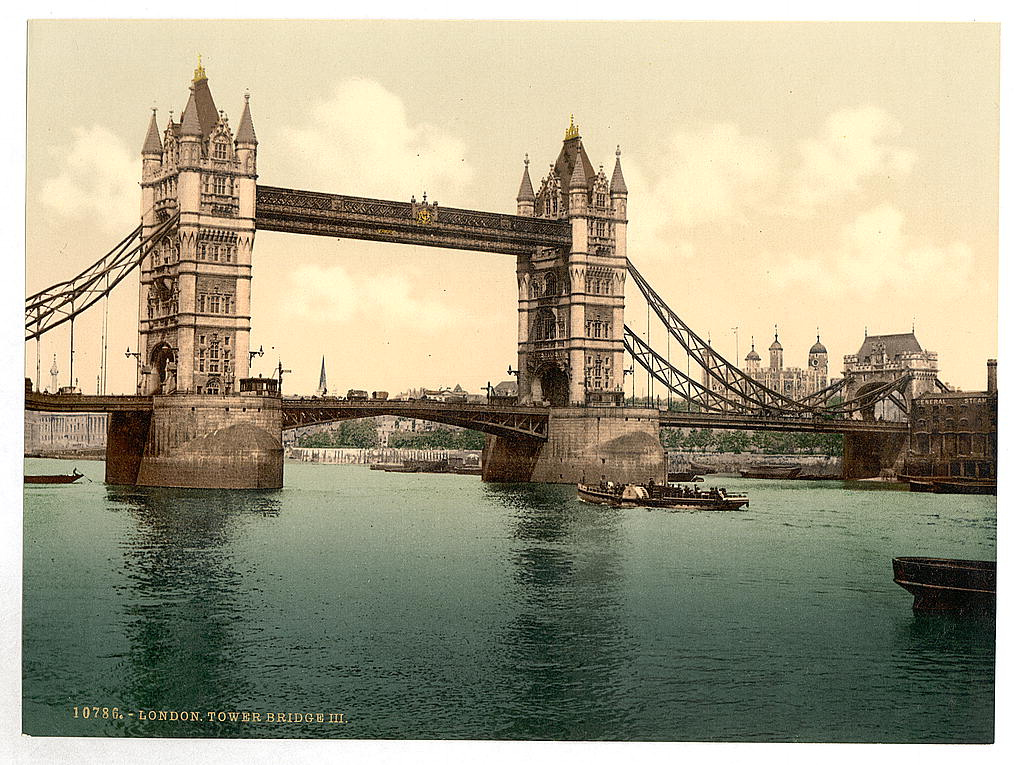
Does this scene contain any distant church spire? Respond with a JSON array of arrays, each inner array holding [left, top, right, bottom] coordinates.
[[318, 356, 328, 397]]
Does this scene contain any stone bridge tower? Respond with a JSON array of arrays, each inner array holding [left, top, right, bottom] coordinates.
[[842, 331, 938, 421], [514, 117, 628, 406], [138, 59, 257, 396], [112, 61, 281, 490]]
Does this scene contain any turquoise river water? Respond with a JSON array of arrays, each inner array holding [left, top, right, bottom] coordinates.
[[23, 457, 996, 742]]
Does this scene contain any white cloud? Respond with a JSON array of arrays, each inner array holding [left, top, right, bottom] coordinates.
[[284, 263, 457, 332], [643, 122, 779, 231], [765, 205, 973, 299], [39, 125, 138, 228], [790, 105, 916, 213], [280, 78, 473, 201]]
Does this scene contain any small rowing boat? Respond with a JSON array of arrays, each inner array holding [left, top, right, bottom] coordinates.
[[24, 469, 84, 485]]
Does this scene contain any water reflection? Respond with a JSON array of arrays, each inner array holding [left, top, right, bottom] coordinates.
[[484, 484, 638, 740], [105, 486, 282, 737], [886, 612, 995, 742]]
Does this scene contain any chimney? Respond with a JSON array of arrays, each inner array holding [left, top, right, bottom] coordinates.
[[987, 359, 997, 394]]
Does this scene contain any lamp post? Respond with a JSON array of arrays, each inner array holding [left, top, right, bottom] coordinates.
[[125, 347, 143, 394], [248, 344, 264, 368], [276, 359, 292, 394]]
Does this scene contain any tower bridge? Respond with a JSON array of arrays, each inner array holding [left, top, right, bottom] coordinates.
[[26, 62, 928, 488]]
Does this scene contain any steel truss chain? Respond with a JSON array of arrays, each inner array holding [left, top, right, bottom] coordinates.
[[26, 214, 180, 341], [626, 258, 820, 415], [625, 258, 913, 419], [794, 375, 851, 407], [624, 325, 762, 414]]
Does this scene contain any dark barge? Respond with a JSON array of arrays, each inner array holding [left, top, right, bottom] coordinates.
[[892, 557, 995, 615]]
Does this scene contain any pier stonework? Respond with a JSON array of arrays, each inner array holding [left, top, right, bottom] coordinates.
[[481, 407, 666, 484], [841, 431, 908, 480], [132, 395, 283, 489]]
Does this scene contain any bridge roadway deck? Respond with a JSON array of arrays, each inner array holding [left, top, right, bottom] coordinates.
[[25, 392, 154, 412], [658, 410, 907, 435], [281, 398, 550, 440], [24, 393, 907, 437]]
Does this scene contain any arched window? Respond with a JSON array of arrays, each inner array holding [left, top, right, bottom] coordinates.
[[535, 308, 557, 341], [544, 272, 557, 296]]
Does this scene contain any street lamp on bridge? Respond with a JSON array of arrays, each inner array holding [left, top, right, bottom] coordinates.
[[248, 344, 264, 367]]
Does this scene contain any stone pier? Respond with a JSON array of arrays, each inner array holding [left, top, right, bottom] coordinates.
[[105, 394, 283, 489], [841, 431, 908, 480], [481, 407, 666, 484]]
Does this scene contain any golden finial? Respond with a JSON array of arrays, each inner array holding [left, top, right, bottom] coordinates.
[[564, 113, 579, 140], [193, 54, 207, 83]]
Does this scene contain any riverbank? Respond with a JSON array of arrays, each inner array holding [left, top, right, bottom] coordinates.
[[667, 450, 841, 477], [23, 448, 106, 461], [286, 446, 482, 466]]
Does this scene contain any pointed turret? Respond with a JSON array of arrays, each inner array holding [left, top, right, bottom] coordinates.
[[517, 154, 535, 215], [569, 143, 588, 191], [610, 146, 628, 196], [569, 143, 589, 218], [180, 90, 202, 138], [142, 108, 163, 156], [236, 92, 258, 146]]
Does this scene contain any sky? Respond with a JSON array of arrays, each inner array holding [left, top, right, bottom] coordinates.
[[22, 20, 1000, 395]]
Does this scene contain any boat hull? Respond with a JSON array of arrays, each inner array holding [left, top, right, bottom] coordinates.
[[932, 480, 996, 496], [892, 557, 996, 615], [577, 483, 749, 511], [740, 466, 802, 479], [24, 473, 83, 484]]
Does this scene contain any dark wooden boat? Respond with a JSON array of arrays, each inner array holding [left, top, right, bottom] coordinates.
[[892, 557, 995, 615], [932, 479, 996, 496], [689, 463, 717, 474], [908, 480, 936, 493], [740, 465, 802, 479], [24, 469, 83, 484], [577, 482, 749, 511]]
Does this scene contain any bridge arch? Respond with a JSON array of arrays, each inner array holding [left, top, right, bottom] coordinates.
[[536, 364, 570, 407], [281, 400, 549, 442]]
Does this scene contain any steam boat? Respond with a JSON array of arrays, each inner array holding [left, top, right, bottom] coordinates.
[[577, 481, 749, 511]]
